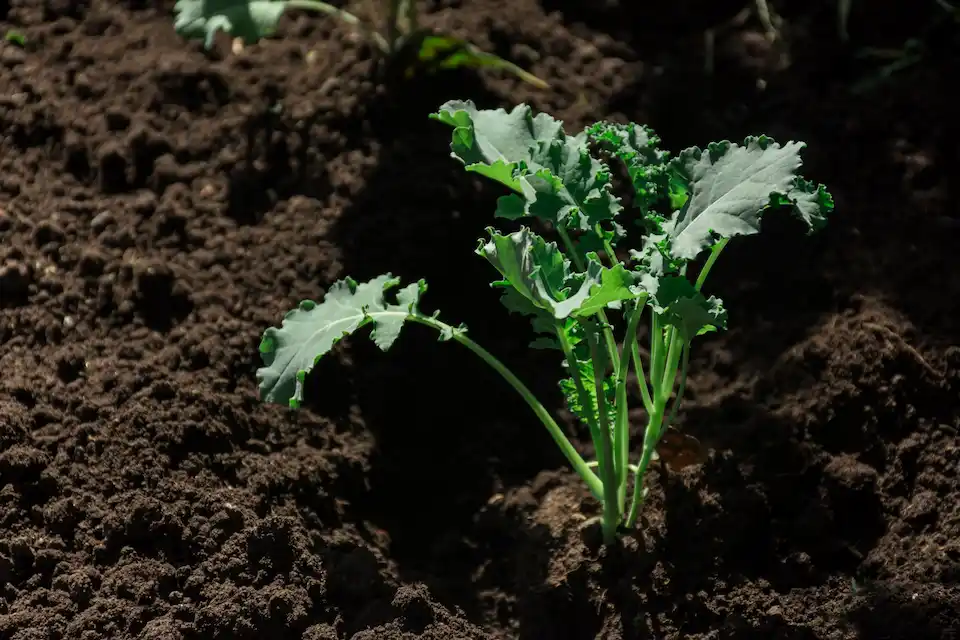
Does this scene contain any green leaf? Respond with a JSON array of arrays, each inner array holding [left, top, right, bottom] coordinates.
[[257, 274, 427, 409], [415, 35, 549, 89], [4, 31, 26, 47], [559, 324, 616, 427], [479, 227, 640, 319], [497, 286, 562, 349], [430, 100, 564, 191], [664, 136, 835, 262], [650, 276, 727, 341], [479, 227, 569, 312], [571, 262, 645, 318], [432, 101, 622, 234], [588, 121, 670, 215], [173, 0, 286, 48], [560, 359, 616, 428]]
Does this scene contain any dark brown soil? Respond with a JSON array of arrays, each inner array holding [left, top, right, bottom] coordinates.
[[0, 1, 958, 638]]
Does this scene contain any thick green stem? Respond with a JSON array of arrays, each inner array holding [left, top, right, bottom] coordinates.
[[630, 340, 654, 415], [556, 321, 608, 474], [408, 315, 603, 499], [613, 300, 645, 510], [626, 323, 687, 528], [659, 328, 680, 397], [695, 238, 729, 291], [661, 342, 690, 435], [650, 313, 666, 387], [658, 329, 685, 422], [585, 324, 621, 544], [625, 408, 663, 528], [287, 0, 391, 53]]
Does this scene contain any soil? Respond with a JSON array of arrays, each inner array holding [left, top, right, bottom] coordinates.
[[0, 0, 958, 638]]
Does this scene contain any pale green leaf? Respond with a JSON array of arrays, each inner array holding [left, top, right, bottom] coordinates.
[[430, 100, 564, 192], [479, 227, 616, 320], [173, 0, 286, 48], [256, 274, 426, 409], [665, 136, 834, 262], [433, 100, 622, 234]]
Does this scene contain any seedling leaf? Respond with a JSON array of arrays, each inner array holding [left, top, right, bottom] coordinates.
[[416, 35, 549, 89], [173, 0, 286, 48], [257, 274, 426, 408]]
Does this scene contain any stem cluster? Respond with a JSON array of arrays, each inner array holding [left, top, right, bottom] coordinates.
[[417, 238, 729, 544]]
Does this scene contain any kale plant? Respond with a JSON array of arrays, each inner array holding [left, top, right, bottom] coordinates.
[[173, 0, 547, 87], [256, 100, 834, 543]]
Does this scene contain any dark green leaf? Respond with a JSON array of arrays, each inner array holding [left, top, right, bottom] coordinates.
[[588, 121, 670, 215], [416, 35, 549, 88], [650, 276, 727, 341]]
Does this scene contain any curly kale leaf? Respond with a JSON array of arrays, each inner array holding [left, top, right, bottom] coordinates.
[[257, 275, 454, 409], [663, 136, 835, 262], [478, 227, 644, 320], [432, 100, 622, 235], [650, 276, 727, 342], [588, 121, 671, 215]]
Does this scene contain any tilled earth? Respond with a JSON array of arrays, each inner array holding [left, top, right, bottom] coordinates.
[[0, 1, 957, 638]]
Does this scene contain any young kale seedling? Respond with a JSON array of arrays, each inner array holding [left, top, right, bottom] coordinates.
[[172, 0, 547, 88], [256, 100, 834, 544]]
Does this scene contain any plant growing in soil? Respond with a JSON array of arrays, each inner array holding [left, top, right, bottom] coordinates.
[[172, 0, 547, 88], [256, 100, 834, 543]]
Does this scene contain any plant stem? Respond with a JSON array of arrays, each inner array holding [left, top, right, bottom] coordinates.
[[650, 312, 666, 386], [287, 0, 391, 53], [593, 223, 619, 268], [408, 314, 604, 499], [585, 323, 621, 544], [658, 328, 684, 417], [613, 299, 645, 510], [659, 327, 680, 397], [661, 342, 690, 434], [625, 407, 662, 528], [630, 340, 654, 416], [625, 322, 686, 529], [695, 238, 729, 291]]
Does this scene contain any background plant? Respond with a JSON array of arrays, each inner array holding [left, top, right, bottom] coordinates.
[[255, 100, 834, 544], [173, 0, 548, 87]]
